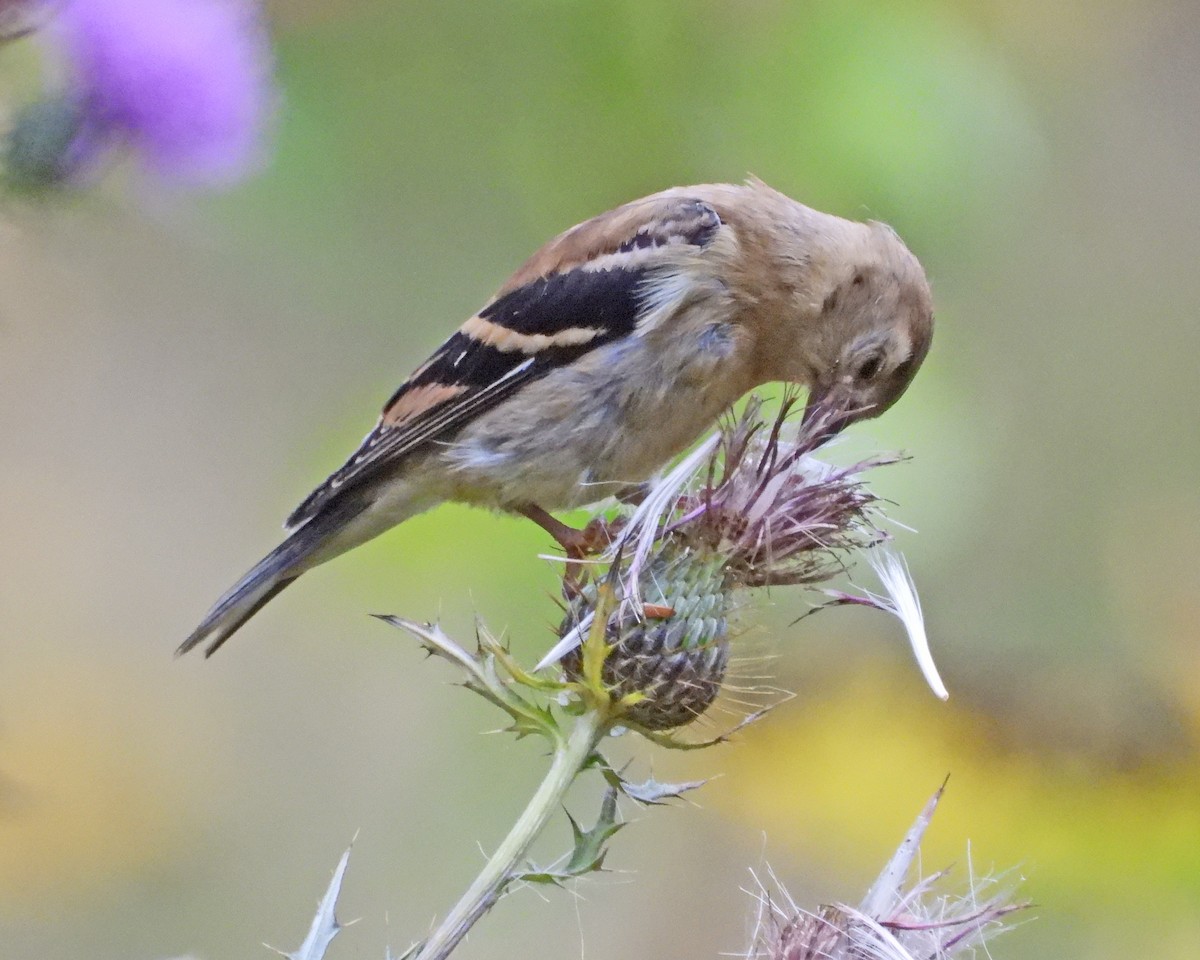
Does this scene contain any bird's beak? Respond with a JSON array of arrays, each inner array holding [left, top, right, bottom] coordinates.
[[800, 381, 855, 448]]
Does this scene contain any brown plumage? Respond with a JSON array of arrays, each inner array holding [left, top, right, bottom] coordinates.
[[179, 178, 933, 657]]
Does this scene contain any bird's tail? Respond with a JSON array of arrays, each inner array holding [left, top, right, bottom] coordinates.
[[177, 498, 365, 658]]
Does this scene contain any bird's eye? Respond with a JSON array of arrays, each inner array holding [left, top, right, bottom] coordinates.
[[856, 355, 883, 381]]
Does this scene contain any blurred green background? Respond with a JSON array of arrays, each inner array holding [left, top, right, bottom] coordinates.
[[2, 1, 1198, 957]]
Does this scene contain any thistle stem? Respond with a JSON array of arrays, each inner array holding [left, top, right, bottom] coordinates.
[[413, 708, 609, 960]]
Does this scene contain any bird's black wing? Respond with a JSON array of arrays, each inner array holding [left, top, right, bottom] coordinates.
[[285, 194, 722, 530]]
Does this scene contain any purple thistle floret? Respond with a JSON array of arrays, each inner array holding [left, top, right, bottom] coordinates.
[[47, 0, 274, 185], [619, 393, 899, 593], [683, 394, 898, 587]]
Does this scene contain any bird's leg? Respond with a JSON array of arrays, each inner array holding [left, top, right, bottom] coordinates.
[[518, 504, 671, 622], [517, 504, 612, 599], [516, 504, 607, 560]]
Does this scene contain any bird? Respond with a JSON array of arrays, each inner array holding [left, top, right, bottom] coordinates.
[[179, 178, 934, 657]]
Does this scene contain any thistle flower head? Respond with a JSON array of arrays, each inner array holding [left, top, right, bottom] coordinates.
[[627, 393, 897, 590], [5, 0, 275, 190], [556, 393, 923, 732], [0, 0, 39, 43]]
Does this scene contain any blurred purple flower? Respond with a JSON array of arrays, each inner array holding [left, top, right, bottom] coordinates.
[[47, 0, 275, 185], [0, 0, 40, 43]]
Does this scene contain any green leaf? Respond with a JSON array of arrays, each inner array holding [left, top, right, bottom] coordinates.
[[504, 705, 558, 741], [512, 869, 567, 888], [579, 583, 618, 702], [562, 788, 623, 876], [515, 786, 625, 887]]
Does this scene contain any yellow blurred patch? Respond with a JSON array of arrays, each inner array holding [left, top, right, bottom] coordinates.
[[0, 668, 192, 909], [709, 664, 1200, 911]]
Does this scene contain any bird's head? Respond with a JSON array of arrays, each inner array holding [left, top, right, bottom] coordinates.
[[798, 219, 934, 443]]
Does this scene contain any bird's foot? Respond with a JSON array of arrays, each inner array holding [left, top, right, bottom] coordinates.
[[517, 505, 615, 598], [517, 504, 611, 561]]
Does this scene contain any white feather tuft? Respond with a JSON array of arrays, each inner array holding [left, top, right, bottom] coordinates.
[[866, 551, 948, 701]]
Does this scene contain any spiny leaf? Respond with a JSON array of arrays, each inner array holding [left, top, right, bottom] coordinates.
[[636, 698, 791, 751], [268, 846, 352, 960], [514, 788, 624, 887], [591, 754, 708, 804], [378, 615, 563, 743], [485, 634, 570, 694], [562, 787, 623, 875], [504, 707, 558, 740], [618, 775, 708, 805]]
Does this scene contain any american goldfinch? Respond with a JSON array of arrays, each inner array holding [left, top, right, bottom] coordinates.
[[180, 178, 933, 656]]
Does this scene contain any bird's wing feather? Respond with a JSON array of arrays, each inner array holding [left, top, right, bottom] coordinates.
[[285, 194, 723, 530]]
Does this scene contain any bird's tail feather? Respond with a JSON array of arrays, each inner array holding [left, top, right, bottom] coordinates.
[[180, 575, 296, 658], [177, 498, 364, 658]]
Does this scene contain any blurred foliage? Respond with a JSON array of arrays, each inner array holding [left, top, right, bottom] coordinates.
[[2, 1, 1199, 959]]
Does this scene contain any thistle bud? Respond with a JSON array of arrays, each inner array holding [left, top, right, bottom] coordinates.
[[562, 547, 731, 730]]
